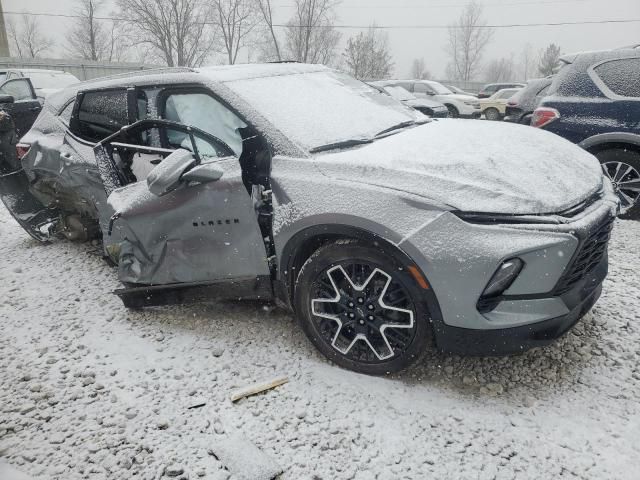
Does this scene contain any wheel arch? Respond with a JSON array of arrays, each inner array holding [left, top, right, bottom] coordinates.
[[276, 224, 437, 313], [580, 133, 640, 156]]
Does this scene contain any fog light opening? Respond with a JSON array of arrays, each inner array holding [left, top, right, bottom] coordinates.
[[482, 258, 525, 298]]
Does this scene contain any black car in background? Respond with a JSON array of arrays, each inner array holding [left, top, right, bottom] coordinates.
[[504, 77, 553, 125], [0, 77, 42, 139], [533, 48, 640, 219], [478, 82, 525, 99], [0, 77, 43, 173]]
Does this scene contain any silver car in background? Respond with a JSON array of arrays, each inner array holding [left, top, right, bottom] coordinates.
[[0, 64, 618, 374]]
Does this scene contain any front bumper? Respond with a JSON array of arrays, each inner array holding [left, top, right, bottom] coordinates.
[[399, 188, 618, 355], [433, 254, 606, 355]]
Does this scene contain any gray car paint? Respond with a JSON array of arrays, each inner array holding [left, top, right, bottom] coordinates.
[[2, 64, 618, 334], [103, 157, 271, 285]]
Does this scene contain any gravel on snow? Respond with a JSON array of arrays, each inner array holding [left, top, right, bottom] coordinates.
[[0, 206, 639, 480]]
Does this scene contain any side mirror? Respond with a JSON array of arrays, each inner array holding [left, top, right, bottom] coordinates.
[[147, 149, 196, 197], [182, 163, 224, 184], [0, 95, 15, 104]]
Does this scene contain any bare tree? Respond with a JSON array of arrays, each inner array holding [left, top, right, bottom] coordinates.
[[211, 0, 260, 65], [255, 0, 281, 61], [445, 1, 493, 81], [484, 56, 516, 83], [410, 58, 431, 79], [342, 26, 393, 80], [285, 0, 341, 64], [538, 43, 562, 76], [518, 43, 535, 81], [115, 0, 215, 67], [65, 0, 127, 62], [7, 14, 53, 58]]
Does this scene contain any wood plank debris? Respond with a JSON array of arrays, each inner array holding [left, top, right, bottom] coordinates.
[[230, 376, 288, 403]]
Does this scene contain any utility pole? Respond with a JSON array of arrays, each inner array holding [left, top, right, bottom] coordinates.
[[0, 1, 9, 57]]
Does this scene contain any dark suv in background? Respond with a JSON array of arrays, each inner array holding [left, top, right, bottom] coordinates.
[[533, 48, 640, 219], [504, 77, 553, 125]]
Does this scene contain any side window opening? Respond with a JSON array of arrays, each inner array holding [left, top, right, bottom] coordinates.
[[159, 89, 271, 194], [161, 91, 247, 157]]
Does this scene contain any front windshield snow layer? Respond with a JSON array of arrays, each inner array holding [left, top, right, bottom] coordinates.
[[225, 70, 417, 152]]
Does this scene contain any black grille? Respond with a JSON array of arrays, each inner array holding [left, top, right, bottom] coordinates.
[[555, 216, 615, 294]]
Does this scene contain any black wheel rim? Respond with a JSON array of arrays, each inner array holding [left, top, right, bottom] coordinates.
[[602, 161, 640, 214], [310, 262, 417, 364]]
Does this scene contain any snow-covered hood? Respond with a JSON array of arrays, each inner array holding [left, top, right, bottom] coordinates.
[[312, 120, 604, 215]]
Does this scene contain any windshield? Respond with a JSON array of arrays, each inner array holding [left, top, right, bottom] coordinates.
[[426, 81, 453, 95], [384, 86, 415, 101], [225, 70, 418, 152]]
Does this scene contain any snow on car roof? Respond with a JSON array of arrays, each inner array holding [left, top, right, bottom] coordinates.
[[45, 64, 327, 112], [197, 63, 328, 82], [44, 63, 420, 155]]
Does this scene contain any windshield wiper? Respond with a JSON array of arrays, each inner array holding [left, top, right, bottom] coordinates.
[[375, 119, 431, 138], [310, 138, 373, 153]]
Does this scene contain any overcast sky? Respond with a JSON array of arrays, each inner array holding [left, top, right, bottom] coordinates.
[[2, 0, 639, 79]]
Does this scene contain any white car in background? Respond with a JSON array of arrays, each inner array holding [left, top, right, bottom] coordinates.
[[0, 69, 80, 102], [368, 82, 449, 118], [378, 79, 481, 118]]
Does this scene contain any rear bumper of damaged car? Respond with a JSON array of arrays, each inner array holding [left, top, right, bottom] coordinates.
[[400, 188, 618, 355]]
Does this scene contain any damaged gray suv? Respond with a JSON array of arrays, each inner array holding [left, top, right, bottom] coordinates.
[[0, 64, 618, 374]]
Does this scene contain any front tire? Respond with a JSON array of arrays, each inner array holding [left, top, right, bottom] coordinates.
[[596, 148, 640, 220], [445, 105, 459, 118], [294, 241, 433, 375], [484, 107, 501, 121]]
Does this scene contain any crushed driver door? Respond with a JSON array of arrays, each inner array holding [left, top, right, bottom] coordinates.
[[94, 120, 272, 306]]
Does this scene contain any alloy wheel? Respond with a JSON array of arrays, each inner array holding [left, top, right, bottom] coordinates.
[[602, 161, 640, 214], [310, 263, 417, 363]]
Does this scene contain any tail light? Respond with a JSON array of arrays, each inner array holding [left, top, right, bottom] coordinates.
[[507, 100, 518, 106], [16, 143, 30, 160], [531, 107, 560, 128]]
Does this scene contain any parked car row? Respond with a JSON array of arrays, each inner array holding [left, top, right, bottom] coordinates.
[[0, 63, 619, 374], [373, 79, 482, 118], [368, 82, 449, 118]]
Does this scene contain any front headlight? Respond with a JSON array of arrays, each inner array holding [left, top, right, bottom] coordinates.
[[464, 101, 480, 107]]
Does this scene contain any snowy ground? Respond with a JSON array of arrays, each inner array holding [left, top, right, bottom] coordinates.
[[1, 205, 639, 480]]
